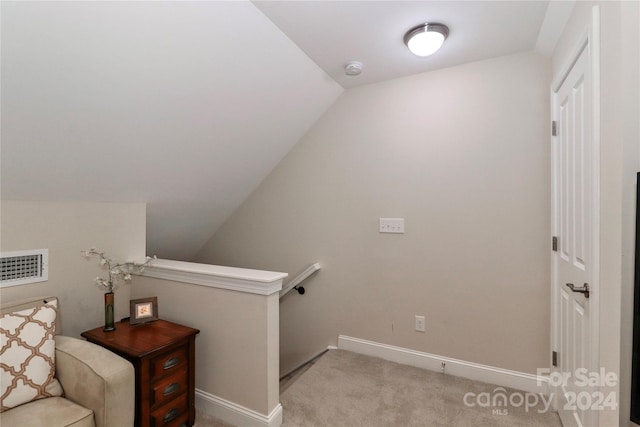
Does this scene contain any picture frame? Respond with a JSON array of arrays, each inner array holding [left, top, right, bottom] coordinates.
[[129, 296, 158, 325]]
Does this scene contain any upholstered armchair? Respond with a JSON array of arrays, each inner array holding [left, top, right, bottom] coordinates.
[[0, 297, 135, 427]]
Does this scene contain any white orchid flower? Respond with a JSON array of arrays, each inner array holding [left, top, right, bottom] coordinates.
[[84, 247, 155, 293]]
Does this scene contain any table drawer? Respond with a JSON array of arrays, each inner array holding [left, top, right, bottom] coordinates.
[[150, 393, 188, 427], [150, 346, 188, 379], [150, 368, 188, 409]]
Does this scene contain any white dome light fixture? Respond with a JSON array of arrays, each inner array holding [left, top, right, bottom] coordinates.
[[404, 23, 449, 57]]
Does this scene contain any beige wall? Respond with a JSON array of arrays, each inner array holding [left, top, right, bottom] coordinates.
[[552, 2, 640, 425], [0, 200, 146, 337], [621, 2, 640, 424], [131, 276, 279, 416], [617, 1, 639, 425], [196, 51, 552, 376]]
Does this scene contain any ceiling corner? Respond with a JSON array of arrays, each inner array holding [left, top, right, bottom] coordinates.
[[535, 0, 576, 57]]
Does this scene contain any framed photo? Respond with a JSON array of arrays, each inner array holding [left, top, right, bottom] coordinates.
[[129, 296, 158, 325]]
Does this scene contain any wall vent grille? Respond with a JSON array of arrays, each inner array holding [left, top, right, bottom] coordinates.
[[0, 249, 48, 287]]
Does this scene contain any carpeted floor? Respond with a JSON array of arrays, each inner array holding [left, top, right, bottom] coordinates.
[[196, 349, 562, 427], [195, 412, 236, 427]]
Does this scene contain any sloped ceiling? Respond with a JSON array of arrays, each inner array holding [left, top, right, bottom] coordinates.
[[1, 1, 567, 261], [253, 0, 550, 88], [1, 1, 342, 260]]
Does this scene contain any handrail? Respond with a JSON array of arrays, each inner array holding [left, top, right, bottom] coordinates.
[[279, 263, 321, 298]]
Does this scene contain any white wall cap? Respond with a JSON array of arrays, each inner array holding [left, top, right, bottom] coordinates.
[[138, 259, 287, 296]]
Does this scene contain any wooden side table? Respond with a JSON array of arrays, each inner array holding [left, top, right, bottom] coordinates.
[[82, 319, 200, 427]]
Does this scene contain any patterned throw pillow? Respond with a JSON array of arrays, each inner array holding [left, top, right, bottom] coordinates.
[[0, 300, 63, 411]]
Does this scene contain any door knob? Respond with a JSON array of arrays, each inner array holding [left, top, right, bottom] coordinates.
[[565, 283, 590, 299]]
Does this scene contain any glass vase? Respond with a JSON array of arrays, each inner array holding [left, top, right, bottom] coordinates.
[[104, 292, 116, 332]]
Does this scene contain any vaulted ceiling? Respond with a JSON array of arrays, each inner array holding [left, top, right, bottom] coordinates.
[[1, 1, 570, 261], [254, 0, 550, 88]]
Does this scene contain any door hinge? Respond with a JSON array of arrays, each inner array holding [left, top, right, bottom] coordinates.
[[552, 236, 558, 252], [552, 121, 557, 136], [552, 351, 558, 367]]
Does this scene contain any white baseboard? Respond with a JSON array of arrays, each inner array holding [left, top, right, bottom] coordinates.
[[338, 335, 549, 395], [195, 389, 282, 427]]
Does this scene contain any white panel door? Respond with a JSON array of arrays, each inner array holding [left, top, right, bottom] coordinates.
[[552, 42, 593, 427]]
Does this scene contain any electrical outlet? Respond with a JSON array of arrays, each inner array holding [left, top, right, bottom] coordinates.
[[415, 315, 425, 332]]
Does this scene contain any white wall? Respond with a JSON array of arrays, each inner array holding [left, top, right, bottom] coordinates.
[[196, 51, 552, 376], [1, 2, 343, 262], [0, 201, 146, 337]]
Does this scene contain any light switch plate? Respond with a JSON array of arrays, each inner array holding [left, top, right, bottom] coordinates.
[[379, 218, 405, 233]]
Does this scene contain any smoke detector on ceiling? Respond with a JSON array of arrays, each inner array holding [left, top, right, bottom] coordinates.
[[344, 61, 363, 76]]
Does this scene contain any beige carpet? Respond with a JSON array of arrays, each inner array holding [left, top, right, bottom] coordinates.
[[196, 349, 562, 427], [195, 412, 236, 427]]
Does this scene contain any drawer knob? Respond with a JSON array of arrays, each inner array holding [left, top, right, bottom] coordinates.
[[163, 408, 180, 424], [163, 357, 180, 370], [163, 382, 180, 396]]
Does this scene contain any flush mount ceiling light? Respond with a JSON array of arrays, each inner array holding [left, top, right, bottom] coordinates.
[[404, 23, 449, 57]]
